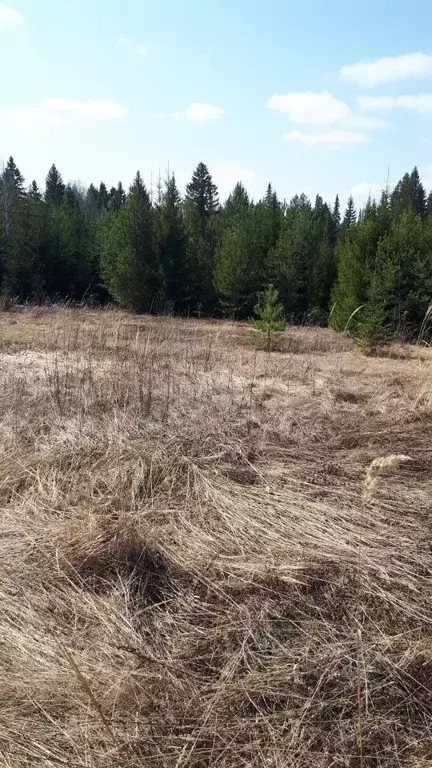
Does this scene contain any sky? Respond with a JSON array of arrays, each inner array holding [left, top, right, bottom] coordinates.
[[2, 0, 432, 208]]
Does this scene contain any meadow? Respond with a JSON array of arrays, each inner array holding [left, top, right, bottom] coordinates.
[[0, 307, 431, 767]]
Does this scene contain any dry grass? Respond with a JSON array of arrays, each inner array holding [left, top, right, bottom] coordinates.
[[1, 306, 432, 767]]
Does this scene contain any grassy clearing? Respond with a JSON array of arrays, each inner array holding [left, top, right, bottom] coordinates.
[[1, 307, 432, 767]]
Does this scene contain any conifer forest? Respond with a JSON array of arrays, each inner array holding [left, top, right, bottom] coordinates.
[[2, 156, 432, 342]]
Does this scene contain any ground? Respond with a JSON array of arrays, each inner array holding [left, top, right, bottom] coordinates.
[[0, 307, 432, 768]]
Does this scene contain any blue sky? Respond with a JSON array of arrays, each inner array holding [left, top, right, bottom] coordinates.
[[1, 0, 432, 207]]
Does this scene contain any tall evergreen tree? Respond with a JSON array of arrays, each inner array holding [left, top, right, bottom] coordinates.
[[154, 174, 188, 311], [184, 163, 219, 312], [342, 195, 357, 230], [98, 182, 109, 212], [185, 162, 219, 218], [45, 165, 65, 206], [28, 181, 42, 201], [269, 198, 315, 318], [100, 176, 162, 311]]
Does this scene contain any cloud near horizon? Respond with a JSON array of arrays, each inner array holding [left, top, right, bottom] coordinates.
[[267, 91, 381, 148], [1, 99, 128, 139]]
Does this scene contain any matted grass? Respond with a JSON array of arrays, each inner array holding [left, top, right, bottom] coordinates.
[[1, 307, 432, 767]]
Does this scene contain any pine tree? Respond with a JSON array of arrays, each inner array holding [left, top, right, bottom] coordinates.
[[409, 167, 427, 218], [4, 157, 25, 197], [332, 194, 341, 245], [45, 165, 65, 206], [184, 163, 219, 312], [100, 177, 162, 311], [46, 189, 97, 298], [185, 162, 219, 218], [357, 250, 396, 353], [154, 174, 188, 311], [98, 182, 109, 212], [252, 284, 286, 350], [85, 184, 100, 218], [108, 182, 126, 212], [341, 195, 357, 230], [309, 197, 336, 314], [2, 194, 48, 299], [269, 199, 315, 319], [28, 181, 42, 201]]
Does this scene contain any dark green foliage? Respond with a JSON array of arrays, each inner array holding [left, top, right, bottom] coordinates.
[[3, 195, 48, 299], [214, 193, 271, 316], [45, 189, 98, 298], [0, 155, 431, 344], [185, 162, 219, 218], [28, 181, 42, 201], [154, 175, 188, 311], [341, 195, 357, 232], [45, 164, 65, 206], [100, 178, 162, 311], [252, 284, 286, 349], [184, 163, 219, 312]]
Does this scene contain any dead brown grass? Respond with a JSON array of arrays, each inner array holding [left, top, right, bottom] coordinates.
[[1, 306, 432, 767]]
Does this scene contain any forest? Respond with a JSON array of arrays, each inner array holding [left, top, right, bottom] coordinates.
[[1, 156, 432, 344]]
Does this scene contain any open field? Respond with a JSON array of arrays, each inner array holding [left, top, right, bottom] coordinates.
[[1, 307, 432, 767]]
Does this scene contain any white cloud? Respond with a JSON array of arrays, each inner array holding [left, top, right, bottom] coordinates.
[[283, 129, 369, 147], [340, 52, 432, 87], [1, 99, 128, 140], [118, 35, 131, 45], [1, 107, 66, 137], [42, 98, 128, 120], [0, 2, 23, 27], [136, 44, 148, 56], [351, 182, 386, 201], [266, 91, 349, 126], [359, 94, 432, 114], [185, 103, 225, 122]]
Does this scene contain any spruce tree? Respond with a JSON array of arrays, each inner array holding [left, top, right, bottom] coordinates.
[[100, 177, 162, 311], [185, 162, 219, 217], [28, 181, 42, 201], [45, 165, 65, 206], [184, 163, 219, 312], [269, 200, 315, 319], [154, 174, 188, 311], [341, 195, 357, 230], [98, 182, 109, 212], [252, 284, 286, 350]]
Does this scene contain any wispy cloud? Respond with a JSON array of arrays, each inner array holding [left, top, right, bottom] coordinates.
[[0, 2, 23, 28], [1, 98, 128, 137], [136, 44, 148, 57], [266, 91, 349, 126], [283, 129, 369, 147], [185, 103, 225, 122], [267, 91, 380, 147], [118, 35, 131, 45], [359, 94, 432, 114], [340, 52, 432, 87]]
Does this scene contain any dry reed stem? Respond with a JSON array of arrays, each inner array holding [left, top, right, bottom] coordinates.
[[0, 307, 432, 767]]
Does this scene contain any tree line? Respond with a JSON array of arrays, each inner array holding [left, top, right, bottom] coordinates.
[[1, 156, 432, 343]]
